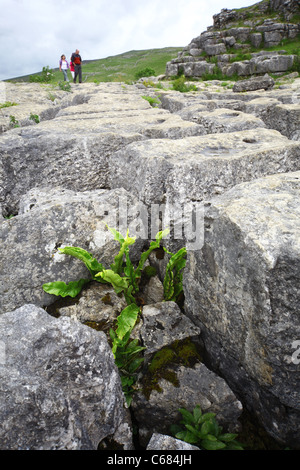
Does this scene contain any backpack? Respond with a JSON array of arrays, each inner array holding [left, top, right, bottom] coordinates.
[[73, 55, 81, 65]]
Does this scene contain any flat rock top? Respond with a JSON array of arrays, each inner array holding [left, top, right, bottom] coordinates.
[[1, 74, 299, 136], [117, 127, 297, 161], [208, 171, 300, 265], [0, 81, 202, 137]]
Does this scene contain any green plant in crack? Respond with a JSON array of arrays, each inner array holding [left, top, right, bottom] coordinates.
[[163, 247, 187, 302], [170, 405, 244, 450], [172, 76, 197, 92], [58, 81, 72, 92], [142, 95, 160, 107], [43, 225, 187, 406], [110, 318, 145, 406], [9, 115, 20, 128], [29, 112, 40, 124]]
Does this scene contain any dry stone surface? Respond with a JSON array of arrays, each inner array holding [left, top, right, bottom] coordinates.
[[184, 171, 300, 448], [0, 304, 133, 450], [0, 82, 204, 216], [146, 433, 200, 450], [0, 186, 148, 314], [109, 128, 300, 207]]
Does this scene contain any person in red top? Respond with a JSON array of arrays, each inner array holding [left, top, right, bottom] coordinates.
[[71, 49, 82, 83], [69, 58, 75, 80]]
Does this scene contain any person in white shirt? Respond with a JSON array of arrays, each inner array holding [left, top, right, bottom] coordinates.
[[59, 55, 69, 82]]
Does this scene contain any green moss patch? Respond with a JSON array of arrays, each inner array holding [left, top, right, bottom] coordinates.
[[141, 338, 202, 400]]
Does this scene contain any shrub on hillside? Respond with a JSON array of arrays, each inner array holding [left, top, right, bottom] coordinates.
[[30, 66, 54, 83], [135, 67, 156, 80]]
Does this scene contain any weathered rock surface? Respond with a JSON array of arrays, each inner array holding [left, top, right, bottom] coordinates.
[[232, 74, 275, 92], [0, 81, 94, 133], [55, 282, 127, 334], [132, 361, 243, 447], [184, 171, 300, 448], [1, 65, 300, 450], [129, 301, 242, 447], [139, 302, 201, 364], [159, 81, 300, 141], [0, 82, 205, 216], [0, 304, 133, 450], [146, 433, 200, 450], [0, 186, 144, 314], [109, 128, 300, 207], [178, 107, 266, 133]]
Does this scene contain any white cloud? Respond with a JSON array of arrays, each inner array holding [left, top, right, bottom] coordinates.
[[0, 0, 255, 80]]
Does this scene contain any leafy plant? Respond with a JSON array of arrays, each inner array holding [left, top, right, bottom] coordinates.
[[229, 51, 252, 63], [109, 304, 145, 406], [9, 115, 20, 128], [47, 93, 56, 102], [58, 81, 72, 92], [29, 112, 40, 124], [201, 65, 225, 81], [43, 226, 171, 303], [29, 66, 54, 83], [163, 247, 187, 302], [43, 245, 105, 298], [170, 405, 244, 450], [113, 335, 145, 406], [43, 278, 90, 298], [142, 95, 160, 107], [43, 225, 187, 405]]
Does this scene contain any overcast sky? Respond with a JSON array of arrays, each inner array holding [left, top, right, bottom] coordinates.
[[0, 0, 255, 80]]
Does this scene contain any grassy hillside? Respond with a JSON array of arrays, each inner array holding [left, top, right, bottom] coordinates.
[[8, 47, 183, 84]]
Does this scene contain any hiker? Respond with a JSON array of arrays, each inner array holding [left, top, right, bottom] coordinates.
[[69, 58, 75, 80], [59, 55, 69, 81], [71, 49, 82, 83]]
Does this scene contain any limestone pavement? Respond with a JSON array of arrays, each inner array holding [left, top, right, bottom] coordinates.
[[0, 75, 300, 449]]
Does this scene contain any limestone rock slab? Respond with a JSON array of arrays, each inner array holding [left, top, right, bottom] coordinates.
[[56, 282, 127, 334], [140, 302, 201, 364], [183, 171, 300, 448], [0, 187, 143, 314], [132, 362, 242, 446], [108, 128, 300, 206], [0, 304, 132, 450], [0, 81, 96, 133], [0, 125, 141, 216], [232, 74, 275, 92], [0, 83, 205, 215], [178, 107, 266, 134], [147, 433, 200, 450]]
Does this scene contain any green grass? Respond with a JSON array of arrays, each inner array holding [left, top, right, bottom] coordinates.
[[223, 35, 300, 66], [218, 0, 299, 30], [9, 47, 183, 84], [264, 36, 300, 55], [0, 101, 18, 108]]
